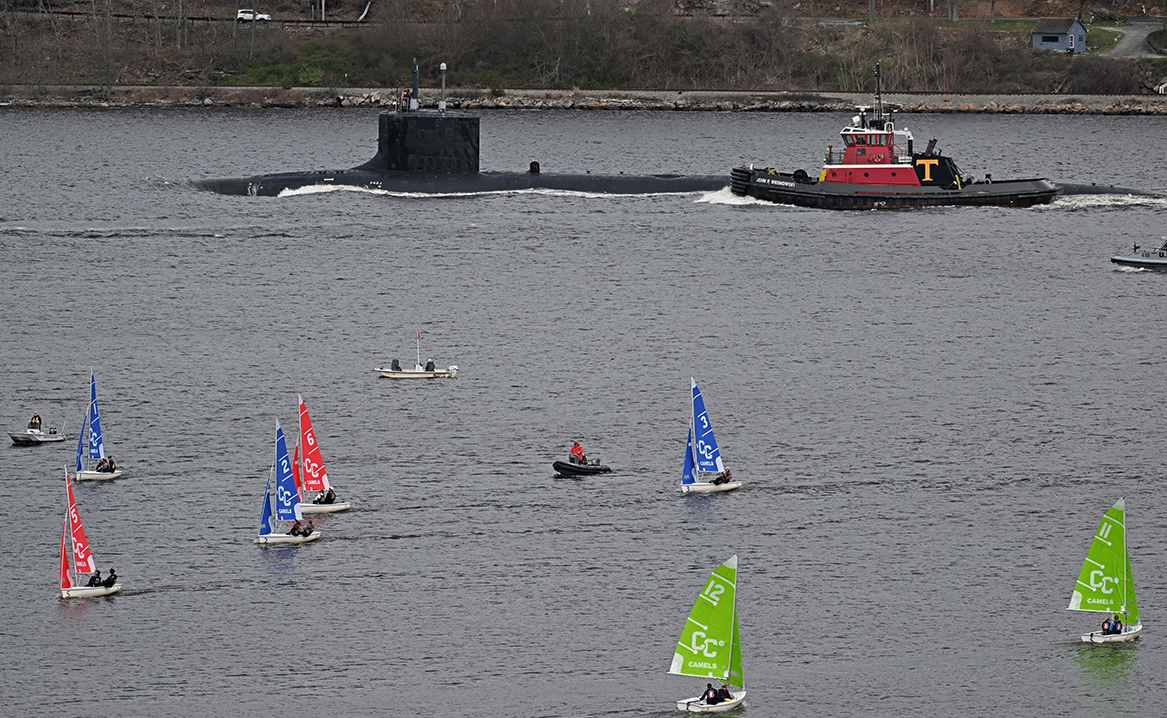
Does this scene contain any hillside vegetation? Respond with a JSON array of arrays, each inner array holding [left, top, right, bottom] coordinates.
[[2, 0, 1165, 93]]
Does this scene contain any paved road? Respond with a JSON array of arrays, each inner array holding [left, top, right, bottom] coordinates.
[[1101, 18, 1165, 58]]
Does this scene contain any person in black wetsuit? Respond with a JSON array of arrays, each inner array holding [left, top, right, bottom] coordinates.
[[425, 360, 436, 371], [102, 569, 117, 588], [324, 488, 336, 504], [716, 683, 731, 702], [391, 359, 401, 371], [703, 684, 720, 705], [87, 570, 103, 587], [288, 520, 303, 536], [1109, 615, 1123, 635]]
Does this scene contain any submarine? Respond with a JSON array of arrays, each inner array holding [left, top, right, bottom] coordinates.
[[194, 61, 726, 198]]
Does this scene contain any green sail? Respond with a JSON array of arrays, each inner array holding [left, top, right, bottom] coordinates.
[[669, 555, 743, 691], [1067, 498, 1138, 622]]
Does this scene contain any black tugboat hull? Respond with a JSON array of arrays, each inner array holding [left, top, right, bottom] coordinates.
[[194, 170, 727, 197], [553, 461, 612, 477], [730, 168, 1060, 209]]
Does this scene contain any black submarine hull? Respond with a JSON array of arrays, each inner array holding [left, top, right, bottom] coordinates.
[[194, 108, 727, 197], [193, 169, 727, 196]]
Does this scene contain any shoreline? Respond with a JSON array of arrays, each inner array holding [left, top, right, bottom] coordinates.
[[3, 84, 1167, 114]]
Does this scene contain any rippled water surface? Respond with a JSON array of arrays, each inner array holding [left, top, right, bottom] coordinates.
[[2, 107, 1167, 717]]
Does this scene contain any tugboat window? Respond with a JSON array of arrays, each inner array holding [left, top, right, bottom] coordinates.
[[854, 135, 867, 146], [843, 136, 855, 146]]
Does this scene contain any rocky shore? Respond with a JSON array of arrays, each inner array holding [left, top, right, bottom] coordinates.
[[4, 84, 1167, 114]]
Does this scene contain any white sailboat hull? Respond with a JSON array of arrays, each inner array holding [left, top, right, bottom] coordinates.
[[1081, 624, 1143, 643], [255, 532, 322, 544], [298, 501, 351, 514], [74, 469, 123, 481], [61, 583, 121, 599], [676, 691, 746, 713], [681, 481, 742, 494]]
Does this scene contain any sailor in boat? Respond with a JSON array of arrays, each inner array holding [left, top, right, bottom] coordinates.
[[425, 359, 436, 372], [711, 469, 733, 486], [1109, 615, 1123, 635], [289, 520, 305, 536], [703, 684, 722, 705], [569, 441, 585, 464], [96, 458, 109, 472], [103, 569, 117, 588], [312, 487, 337, 505], [391, 358, 401, 372], [86, 569, 103, 587], [717, 683, 731, 702], [28, 413, 40, 430]]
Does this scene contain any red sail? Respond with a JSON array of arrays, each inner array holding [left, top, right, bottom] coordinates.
[[292, 443, 303, 499], [298, 396, 330, 492], [66, 471, 95, 574], [60, 518, 72, 589]]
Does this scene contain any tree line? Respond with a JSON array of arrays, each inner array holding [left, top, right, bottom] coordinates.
[[0, 0, 1159, 95]]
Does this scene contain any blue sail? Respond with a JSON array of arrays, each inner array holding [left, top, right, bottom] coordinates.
[[691, 378, 724, 473], [258, 466, 275, 536], [75, 414, 85, 473], [87, 373, 105, 460], [273, 422, 302, 522], [681, 424, 697, 485]]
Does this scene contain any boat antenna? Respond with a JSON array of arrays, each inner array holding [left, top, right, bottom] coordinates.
[[410, 58, 420, 111], [873, 62, 884, 124]]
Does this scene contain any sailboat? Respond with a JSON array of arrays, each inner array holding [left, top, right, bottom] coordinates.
[[295, 395, 351, 513], [681, 379, 741, 494], [670, 555, 746, 713], [1068, 497, 1142, 643], [255, 421, 321, 544], [73, 372, 123, 481], [375, 329, 458, 378], [60, 470, 121, 598]]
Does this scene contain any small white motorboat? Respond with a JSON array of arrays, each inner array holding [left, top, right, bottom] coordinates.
[[376, 362, 458, 379], [376, 329, 458, 378], [10, 425, 68, 445], [1112, 240, 1167, 269]]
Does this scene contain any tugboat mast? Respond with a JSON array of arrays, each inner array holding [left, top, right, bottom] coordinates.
[[873, 62, 885, 127]]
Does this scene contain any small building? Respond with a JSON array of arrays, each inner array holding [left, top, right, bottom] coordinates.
[[1032, 18, 1087, 54]]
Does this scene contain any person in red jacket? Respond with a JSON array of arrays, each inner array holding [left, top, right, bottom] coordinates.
[[569, 442, 585, 463]]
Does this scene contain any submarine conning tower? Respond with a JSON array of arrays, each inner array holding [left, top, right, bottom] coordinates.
[[356, 110, 480, 174]]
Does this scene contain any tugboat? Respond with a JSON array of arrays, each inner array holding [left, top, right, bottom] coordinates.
[[730, 64, 1060, 209]]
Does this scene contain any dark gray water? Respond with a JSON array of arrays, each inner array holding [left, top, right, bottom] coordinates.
[[2, 107, 1167, 716]]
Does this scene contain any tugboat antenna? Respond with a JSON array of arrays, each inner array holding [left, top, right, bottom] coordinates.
[[873, 62, 884, 125]]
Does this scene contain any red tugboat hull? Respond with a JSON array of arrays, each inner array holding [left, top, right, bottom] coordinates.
[[730, 168, 1060, 209]]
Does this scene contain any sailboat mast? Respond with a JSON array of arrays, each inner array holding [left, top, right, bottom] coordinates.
[[1122, 503, 1128, 618], [416, 329, 421, 369]]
